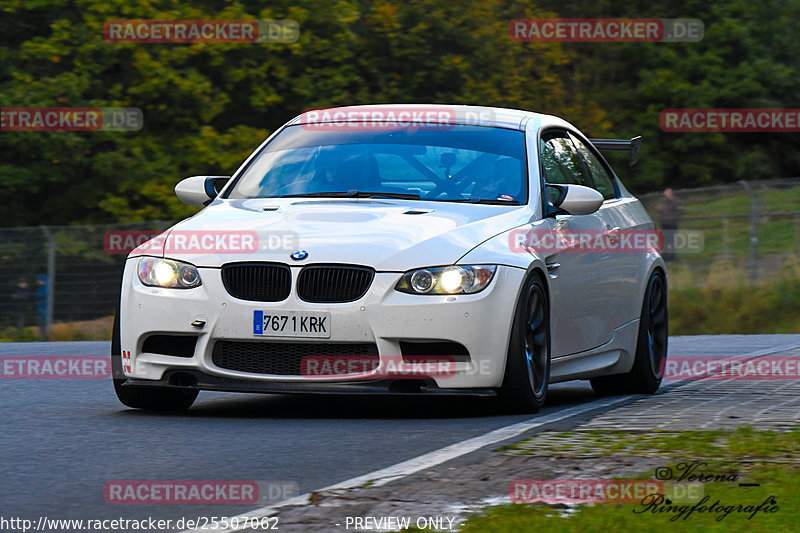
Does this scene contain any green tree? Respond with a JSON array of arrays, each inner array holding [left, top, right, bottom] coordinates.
[[1, 0, 581, 226]]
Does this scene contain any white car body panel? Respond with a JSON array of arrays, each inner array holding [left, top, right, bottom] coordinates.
[[118, 104, 665, 394], [134, 199, 537, 271]]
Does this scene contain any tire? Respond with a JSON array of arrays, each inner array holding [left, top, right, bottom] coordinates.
[[590, 270, 668, 396], [498, 273, 551, 413], [111, 309, 198, 411]]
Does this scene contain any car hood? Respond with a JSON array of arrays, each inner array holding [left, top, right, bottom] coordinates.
[[134, 198, 533, 270]]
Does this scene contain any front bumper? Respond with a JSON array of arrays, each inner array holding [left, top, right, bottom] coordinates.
[[122, 372, 498, 396], [119, 260, 525, 390]]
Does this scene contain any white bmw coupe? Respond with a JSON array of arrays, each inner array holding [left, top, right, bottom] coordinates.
[[113, 104, 667, 412]]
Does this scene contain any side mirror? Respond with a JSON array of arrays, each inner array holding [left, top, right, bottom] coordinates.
[[175, 176, 230, 206], [546, 184, 603, 215]]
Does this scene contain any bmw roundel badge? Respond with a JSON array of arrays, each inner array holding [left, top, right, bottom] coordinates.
[[290, 250, 309, 261]]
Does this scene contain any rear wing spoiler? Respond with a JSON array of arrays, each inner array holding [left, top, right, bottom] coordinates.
[[589, 136, 642, 166]]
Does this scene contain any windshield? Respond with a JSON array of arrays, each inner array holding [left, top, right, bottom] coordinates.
[[225, 124, 527, 204]]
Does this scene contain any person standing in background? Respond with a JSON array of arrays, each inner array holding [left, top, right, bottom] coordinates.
[[11, 277, 31, 329], [35, 274, 49, 336], [654, 188, 684, 262]]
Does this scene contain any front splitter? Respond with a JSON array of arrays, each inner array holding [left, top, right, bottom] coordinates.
[[121, 369, 498, 397]]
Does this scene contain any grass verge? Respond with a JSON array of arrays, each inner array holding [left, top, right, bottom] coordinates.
[[0, 315, 113, 342], [457, 427, 799, 532], [668, 261, 800, 334]]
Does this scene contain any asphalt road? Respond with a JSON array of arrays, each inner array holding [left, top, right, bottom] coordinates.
[[2, 335, 799, 527]]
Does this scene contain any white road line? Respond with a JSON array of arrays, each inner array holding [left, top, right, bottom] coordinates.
[[737, 342, 800, 358], [184, 395, 633, 533], [184, 341, 800, 532]]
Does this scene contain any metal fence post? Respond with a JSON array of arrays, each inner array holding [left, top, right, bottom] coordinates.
[[39, 226, 56, 339], [738, 181, 759, 282]]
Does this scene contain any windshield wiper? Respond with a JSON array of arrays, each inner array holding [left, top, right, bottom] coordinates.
[[435, 197, 521, 205], [282, 190, 421, 200]]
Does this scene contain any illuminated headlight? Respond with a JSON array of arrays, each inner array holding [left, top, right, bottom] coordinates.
[[395, 265, 497, 295], [138, 257, 202, 289]]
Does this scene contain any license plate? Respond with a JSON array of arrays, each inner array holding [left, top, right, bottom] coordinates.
[[252, 311, 331, 338]]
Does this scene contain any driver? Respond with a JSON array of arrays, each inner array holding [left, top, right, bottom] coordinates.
[[471, 157, 522, 201], [309, 150, 378, 192], [310, 149, 345, 190]]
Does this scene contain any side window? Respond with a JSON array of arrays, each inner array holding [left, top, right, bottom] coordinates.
[[570, 133, 618, 200], [539, 132, 593, 188]]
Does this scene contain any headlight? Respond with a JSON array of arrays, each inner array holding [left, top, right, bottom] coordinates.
[[395, 265, 497, 295], [138, 257, 202, 289]]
